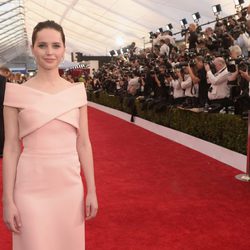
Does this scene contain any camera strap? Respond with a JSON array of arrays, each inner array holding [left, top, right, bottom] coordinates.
[[215, 66, 227, 76]]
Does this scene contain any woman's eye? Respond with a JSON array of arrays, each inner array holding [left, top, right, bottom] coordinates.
[[38, 44, 46, 48], [53, 44, 61, 48]]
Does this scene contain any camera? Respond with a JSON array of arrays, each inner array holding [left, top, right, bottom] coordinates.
[[227, 57, 250, 73], [165, 68, 178, 80], [208, 86, 213, 93], [204, 54, 214, 64]]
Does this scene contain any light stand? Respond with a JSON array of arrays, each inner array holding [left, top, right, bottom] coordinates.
[[212, 4, 222, 20], [234, 0, 245, 11]]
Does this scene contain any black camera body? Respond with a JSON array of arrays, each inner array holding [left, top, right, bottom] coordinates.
[[227, 57, 250, 73]]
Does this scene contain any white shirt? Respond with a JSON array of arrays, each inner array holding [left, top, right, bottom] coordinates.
[[240, 32, 250, 53], [159, 44, 170, 57], [170, 79, 185, 98], [235, 36, 249, 57], [181, 75, 198, 97], [153, 34, 176, 46], [207, 67, 230, 100], [127, 77, 140, 90]]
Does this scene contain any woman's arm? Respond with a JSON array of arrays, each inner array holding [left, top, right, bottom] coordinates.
[[181, 76, 192, 89], [77, 105, 95, 192], [2, 105, 22, 233], [76, 105, 98, 220], [2, 106, 21, 205], [188, 65, 200, 84]]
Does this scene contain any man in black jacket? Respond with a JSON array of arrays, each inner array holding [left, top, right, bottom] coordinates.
[[0, 67, 11, 157], [187, 23, 198, 51], [195, 56, 209, 107]]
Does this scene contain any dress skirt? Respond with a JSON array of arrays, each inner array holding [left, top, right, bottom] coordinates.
[[13, 150, 85, 250]]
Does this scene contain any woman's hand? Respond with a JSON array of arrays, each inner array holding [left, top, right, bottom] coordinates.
[[85, 191, 98, 220], [3, 202, 22, 233]]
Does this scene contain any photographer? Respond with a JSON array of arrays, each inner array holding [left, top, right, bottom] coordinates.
[[127, 72, 140, 96], [186, 23, 198, 50], [0, 67, 11, 157], [188, 56, 209, 107], [205, 57, 231, 108], [240, 20, 250, 55], [227, 45, 243, 101], [154, 65, 170, 101], [169, 70, 186, 105], [232, 65, 250, 114], [204, 27, 218, 51], [239, 69, 250, 94], [214, 22, 234, 51], [176, 66, 199, 108], [159, 39, 170, 58]]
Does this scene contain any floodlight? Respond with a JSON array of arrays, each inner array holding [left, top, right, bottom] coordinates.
[[166, 23, 173, 30], [109, 50, 116, 57], [180, 18, 188, 27], [122, 47, 129, 53], [116, 49, 122, 55], [192, 12, 201, 22], [212, 4, 222, 14], [234, 0, 244, 6], [158, 27, 164, 33]]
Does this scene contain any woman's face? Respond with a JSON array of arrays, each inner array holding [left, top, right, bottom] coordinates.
[[32, 28, 65, 70]]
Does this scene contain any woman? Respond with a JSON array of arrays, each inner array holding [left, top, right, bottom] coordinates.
[[2, 20, 98, 250]]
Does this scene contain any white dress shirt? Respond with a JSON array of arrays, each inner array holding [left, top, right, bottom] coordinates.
[[181, 74, 198, 97], [207, 67, 230, 100], [159, 44, 170, 57], [170, 79, 185, 98]]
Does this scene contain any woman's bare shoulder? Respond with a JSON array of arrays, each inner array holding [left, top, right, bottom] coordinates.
[[21, 78, 78, 88], [21, 78, 34, 87]]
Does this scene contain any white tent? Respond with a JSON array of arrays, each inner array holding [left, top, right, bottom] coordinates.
[[0, 0, 248, 65]]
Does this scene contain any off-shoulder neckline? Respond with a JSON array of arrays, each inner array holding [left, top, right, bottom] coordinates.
[[6, 82, 83, 96]]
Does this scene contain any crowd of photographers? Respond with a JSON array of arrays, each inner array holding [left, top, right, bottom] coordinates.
[[90, 6, 250, 115]]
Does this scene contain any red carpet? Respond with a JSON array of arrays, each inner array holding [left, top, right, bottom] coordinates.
[[1, 106, 250, 250]]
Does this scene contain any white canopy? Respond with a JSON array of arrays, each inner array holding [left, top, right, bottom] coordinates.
[[0, 0, 248, 65]]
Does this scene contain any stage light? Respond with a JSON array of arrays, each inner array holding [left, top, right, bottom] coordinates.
[[149, 31, 156, 39], [212, 4, 222, 15], [122, 47, 129, 53], [157, 27, 164, 33], [116, 49, 122, 55], [192, 12, 201, 22], [109, 50, 116, 57], [234, 0, 244, 6], [166, 23, 173, 30], [180, 18, 188, 27]]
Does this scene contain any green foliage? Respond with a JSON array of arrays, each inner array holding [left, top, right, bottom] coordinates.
[[87, 91, 248, 155]]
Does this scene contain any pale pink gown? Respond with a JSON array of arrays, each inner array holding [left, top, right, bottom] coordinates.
[[3, 82, 87, 250]]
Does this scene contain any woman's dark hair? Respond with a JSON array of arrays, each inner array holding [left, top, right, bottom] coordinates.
[[32, 20, 65, 47]]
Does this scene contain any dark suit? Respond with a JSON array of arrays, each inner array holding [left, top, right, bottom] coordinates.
[[0, 75, 6, 155]]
